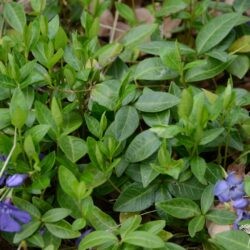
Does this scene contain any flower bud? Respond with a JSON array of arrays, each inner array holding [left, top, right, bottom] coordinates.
[[6, 174, 28, 187]]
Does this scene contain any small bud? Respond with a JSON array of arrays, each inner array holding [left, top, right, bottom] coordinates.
[[6, 174, 28, 187]]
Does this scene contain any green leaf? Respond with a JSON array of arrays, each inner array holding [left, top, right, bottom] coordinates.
[[45, 220, 80, 239], [58, 165, 86, 200], [119, 215, 142, 238], [35, 101, 58, 139], [142, 110, 170, 127], [178, 88, 193, 120], [212, 230, 250, 250], [113, 106, 139, 141], [140, 162, 159, 188], [157, 198, 201, 219], [86, 205, 117, 231], [139, 41, 195, 56], [227, 55, 249, 79], [156, 0, 187, 17], [10, 88, 28, 129], [58, 135, 87, 163], [150, 125, 182, 139], [190, 156, 207, 185], [90, 80, 120, 111], [139, 220, 166, 234], [164, 242, 186, 250], [115, 2, 136, 25], [206, 210, 237, 224], [3, 2, 26, 33], [233, 0, 250, 13], [51, 97, 63, 128], [244, 176, 250, 196], [13, 197, 41, 219], [13, 221, 41, 243], [196, 13, 243, 54], [48, 15, 59, 40], [42, 208, 71, 223], [122, 23, 157, 48], [230, 35, 250, 53], [188, 215, 205, 237], [0, 108, 11, 129], [0, 74, 16, 88], [185, 57, 235, 82], [168, 177, 205, 200], [201, 184, 214, 214], [84, 114, 101, 138], [114, 183, 158, 212], [123, 231, 165, 248], [134, 58, 178, 81], [199, 128, 225, 145], [96, 42, 123, 67], [78, 231, 118, 250], [125, 130, 161, 163], [135, 88, 179, 113], [26, 125, 50, 144]]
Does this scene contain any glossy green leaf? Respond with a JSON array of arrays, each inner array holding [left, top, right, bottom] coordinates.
[[157, 198, 201, 219], [142, 110, 170, 127], [122, 23, 157, 48], [233, 0, 250, 13], [79, 231, 118, 250], [42, 208, 71, 223], [196, 13, 243, 54], [123, 231, 165, 248], [201, 184, 214, 214], [58, 135, 87, 163], [199, 128, 224, 145], [134, 58, 178, 81], [119, 215, 142, 238], [156, 0, 187, 17], [3, 2, 26, 33], [206, 210, 237, 224], [113, 106, 139, 141], [135, 88, 179, 113], [188, 215, 205, 237], [227, 55, 249, 79], [45, 220, 80, 239], [48, 15, 59, 40], [185, 57, 235, 82], [125, 130, 161, 163], [190, 156, 207, 184], [13, 221, 41, 243], [114, 183, 158, 212], [212, 230, 250, 250]]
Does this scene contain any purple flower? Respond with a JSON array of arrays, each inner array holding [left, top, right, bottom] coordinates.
[[232, 198, 248, 209], [6, 174, 28, 187], [0, 200, 31, 232], [0, 154, 6, 162], [0, 173, 6, 187], [214, 172, 245, 202], [233, 209, 250, 229]]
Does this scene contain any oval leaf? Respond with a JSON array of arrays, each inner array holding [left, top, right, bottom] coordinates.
[[125, 130, 161, 163], [123, 231, 165, 248], [79, 231, 118, 250], [114, 106, 139, 141], [196, 13, 243, 54], [157, 198, 201, 219], [135, 88, 179, 113]]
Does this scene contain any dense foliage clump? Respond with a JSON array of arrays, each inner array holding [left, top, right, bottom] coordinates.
[[0, 0, 250, 249]]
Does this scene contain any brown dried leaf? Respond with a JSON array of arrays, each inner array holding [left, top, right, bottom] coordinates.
[[161, 17, 181, 38], [135, 8, 154, 24], [99, 10, 114, 37], [114, 21, 130, 41], [207, 221, 232, 237], [227, 163, 245, 178]]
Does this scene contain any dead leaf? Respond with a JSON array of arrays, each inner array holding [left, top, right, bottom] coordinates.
[[135, 8, 154, 24], [114, 21, 130, 40], [99, 10, 114, 37], [161, 17, 181, 38], [227, 163, 245, 178]]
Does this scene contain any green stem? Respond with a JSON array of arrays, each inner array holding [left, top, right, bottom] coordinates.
[[0, 128, 17, 178]]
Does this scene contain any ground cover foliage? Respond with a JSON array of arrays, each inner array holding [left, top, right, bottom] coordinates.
[[0, 0, 250, 249]]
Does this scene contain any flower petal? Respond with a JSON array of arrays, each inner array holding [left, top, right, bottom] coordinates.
[[214, 180, 230, 202], [226, 172, 242, 185], [0, 213, 21, 232], [11, 208, 31, 224], [6, 174, 28, 187], [233, 198, 248, 209]]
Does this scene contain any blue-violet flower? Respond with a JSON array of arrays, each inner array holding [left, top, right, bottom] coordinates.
[[214, 172, 245, 202], [0, 200, 31, 232], [6, 174, 28, 187]]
